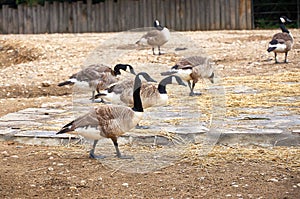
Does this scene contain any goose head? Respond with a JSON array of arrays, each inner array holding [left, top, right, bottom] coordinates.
[[114, 64, 136, 76], [154, 20, 163, 30], [279, 16, 292, 24], [157, 75, 187, 94]]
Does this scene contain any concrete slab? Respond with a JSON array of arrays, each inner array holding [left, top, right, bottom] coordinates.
[[0, 106, 299, 147]]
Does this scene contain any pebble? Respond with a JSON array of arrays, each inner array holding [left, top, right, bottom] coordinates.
[[122, 183, 129, 187], [1, 151, 9, 157], [80, 180, 87, 186], [267, 178, 278, 182], [48, 167, 54, 171], [11, 155, 19, 158], [69, 186, 77, 191]]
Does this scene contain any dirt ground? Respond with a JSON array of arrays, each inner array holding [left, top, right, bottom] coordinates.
[[0, 30, 299, 198]]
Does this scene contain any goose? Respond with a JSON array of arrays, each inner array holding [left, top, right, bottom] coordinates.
[[267, 16, 294, 63], [160, 56, 214, 96], [136, 20, 170, 55], [58, 64, 136, 101], [95, 75, 187, 108], [57, 72, 156, 159]]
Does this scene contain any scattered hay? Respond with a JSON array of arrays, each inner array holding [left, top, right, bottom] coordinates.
[[181, 145, 300, 171], [0, 39, 42, 68]]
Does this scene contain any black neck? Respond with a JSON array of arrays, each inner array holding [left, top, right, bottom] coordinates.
[[279, 23, 289, 33], [157, 83, 167, 94], [132, 78, 143, 112]]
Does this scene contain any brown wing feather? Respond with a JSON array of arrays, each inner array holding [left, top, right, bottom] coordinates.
[[272, 32, 293, 42], [94, 105, 136, 138]]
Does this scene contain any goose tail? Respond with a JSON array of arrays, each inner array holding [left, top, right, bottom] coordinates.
[[160, 71, 178, 76], [267, 47, 276, 52], [58, 80, 74, 87], [94, 92, 107, 99], [57, 121, 74, 134]]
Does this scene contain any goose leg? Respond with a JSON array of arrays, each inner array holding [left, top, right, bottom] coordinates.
[[274, 52, 279, 63], [111, 137, 133, 159], [91, 90, 95, 102], [152, 47, 155, 55], [284, 52, 288, 63], [89, 140, 106, 159], [188, 81, 201, 96], [158, 46, 162, 55]]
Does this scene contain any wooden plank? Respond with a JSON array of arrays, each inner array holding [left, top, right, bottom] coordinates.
[[99, 2, 105, 32], [36, 5, 41, 33], [199, 0, 205, 30], [185, 0, 191, 31], [204, 0, 210, 30], [220, 0, 226, 29], [169, 0, 175, 30], [214, 0, 221, 30], [134, 0, 140, 29], [146, 0, 153, 27], [32, 6, 38, 34], [113, 0, 119, 31], [87, 0, 92, 32], [7, 8, 13, 34], [66, 2, 72, 33], [209, 0, 215, 30], [12, 9, 19, 34], [190, 0, 196, 30], [179, 0, 185, 30], [239, 0, 246, 29], [174, 0, 180, 30], [81, 2, 88, 32], [2, 5, 8, 34], [58, 2, 63, 33], [226, 0, 231, 30], [230, 0, 236, 29], [142, 0, 148, 28], [44, 2, 50, 33], [246, 0, 252, 29], [138, 0, 144, 28], [235, 0, 240, 29], [72, 2, 78, 32], [151, 0, 157, 23], [106, 0, 113, 31], [0, 7, 3, 34], [90, 2, 96, 32], [54, 2, 60, 33], [25, 6, 33, 34]]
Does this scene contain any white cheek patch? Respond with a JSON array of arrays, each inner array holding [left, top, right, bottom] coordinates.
[[280, 17, 285, 23], [171, 76, 177, 84], [155, 20, 160, 26]]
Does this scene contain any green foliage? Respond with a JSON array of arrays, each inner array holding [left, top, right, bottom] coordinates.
[[253, 0, 298, 29]]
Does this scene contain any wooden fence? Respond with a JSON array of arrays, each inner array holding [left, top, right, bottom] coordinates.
[[0, 0, 253, 34]]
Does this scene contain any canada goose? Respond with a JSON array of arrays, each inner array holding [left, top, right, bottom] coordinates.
[[95, 75, 186, 108], [267, 16, 294, 63], [136, 20, 170, 55], [58, 64, 136, 101], [160, 56, 214, 96], [57, 72, 156, 159]]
